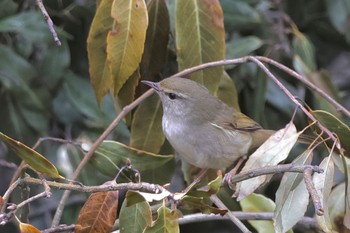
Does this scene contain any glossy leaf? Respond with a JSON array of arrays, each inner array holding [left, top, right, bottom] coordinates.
[[143, 202, 182, 233], [90, 140, 174, 184], [292, 28, 316, 72], [226, 36, 263, 59], [240, 194, 283, 233], [313, 155, 335, 232], [328, 183, 347, 231], [273, 150, 313, 233], [325, 0, 350, 36], [220, 0, 261, 32], [306, 70, 341, 117], [175, 0, 225, 94], [64, 72, 111, 124], [130, 93, 164, 153], [236, 123, 302, 201], [107, 0, 148, 94], [180, 195, 227, 215], [0, 11, 48, 43], [76, 182, 119, 233], [312, 110, 350, 157], [19, 222, 41, 233], [0, 132, 63, 178], [87, 0, 113, 103], [187, 174, 223, 198], [119, 196, 152, 233], [140, 0, 170, 81], [0, 45, 36, 90]]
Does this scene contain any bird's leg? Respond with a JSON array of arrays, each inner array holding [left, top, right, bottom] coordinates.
[[223, 158, 245, 190]]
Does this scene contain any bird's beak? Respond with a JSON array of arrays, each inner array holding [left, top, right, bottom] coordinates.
[[141, 80, 160, 92]]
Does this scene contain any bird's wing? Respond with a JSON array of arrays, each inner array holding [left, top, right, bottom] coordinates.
[[215, 109, 262, 132]]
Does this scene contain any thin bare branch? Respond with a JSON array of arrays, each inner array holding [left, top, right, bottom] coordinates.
[[225, 164, 323, 186], [210, 195, 252, 233], [177, 212, 320, 231], [304, 168, 324, 216], [256, 56, 350, 117], [36, 0, 61, 46]]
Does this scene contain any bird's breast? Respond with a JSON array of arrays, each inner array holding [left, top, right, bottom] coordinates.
[[162, 116, 252, 169]]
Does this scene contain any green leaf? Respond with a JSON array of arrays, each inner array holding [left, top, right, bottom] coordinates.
[[180, 195, 227, 215], [87, 0, 114, 103], [175, 0, 225, 93], [125, 191, 147, 206], [119, 197, 152, 233], [90, 140, 174, 184], [130, 93, 164, 153], [0, 45, 36, 90], [240, 194, 283, 233], [107, 0, 148, 94], [64, 72, 115, 126], [311, 110, 350, 157], [328, 183, 347, 231], [37, 41, 70, 89], [0, 11, 48, 42], [220, 0, 261, 32], [226, 36, 263, 59], [236, 123, 302, 201], [273, 151, 313, 233], [187, 174, 223, 198], [141, 0, 170, 81], [325, 0, 350, 35], [143, 203, 181, 233], [313, 155, 335, 232], [0, 0, 17, 18], [292, 29, 317, 72], [0, 132, 63, 178], [306, 70, 341, 117]]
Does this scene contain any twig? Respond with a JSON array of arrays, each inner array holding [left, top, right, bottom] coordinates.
[[41, 224, 75, 233], [36, 0, 61, 46], [0, 190, 52, 225], [1, 179, 21, 213], [32, 137, 79, 150], [163, 56, 347, 118], [304, 168, 324, 216], [256, 56, 350, 117], [210, 194, 251, 233], [18, 177, 166, 195], [51, 90, 154, 226], [225, 164, 323, 186], [177, 212, 320, 231], [247, 56, 342, 151]]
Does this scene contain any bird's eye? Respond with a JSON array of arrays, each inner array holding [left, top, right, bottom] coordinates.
[[168, 93, 177, 100]]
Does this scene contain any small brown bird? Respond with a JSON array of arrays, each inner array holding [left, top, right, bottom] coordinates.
[[143, 77, 276, 169]]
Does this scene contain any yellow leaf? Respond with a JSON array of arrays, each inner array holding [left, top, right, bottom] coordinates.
[[175, 0, 225, 93], [19, 222, 41, 233], [107, 0, 148, 94], [0, 132, 63, 179], [87, 0, 114, 103]]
